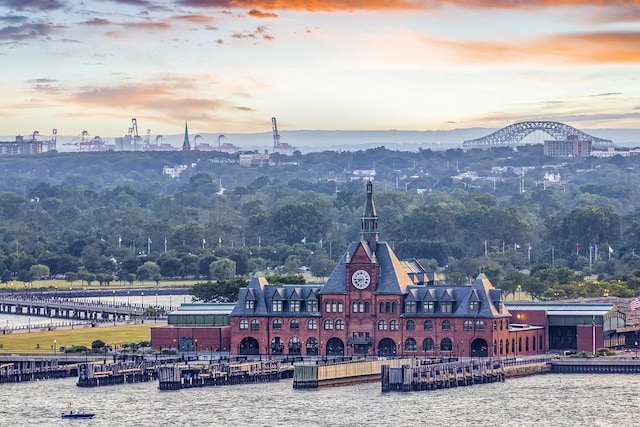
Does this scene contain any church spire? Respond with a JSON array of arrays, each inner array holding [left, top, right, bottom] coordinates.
[[361, 180, 378, 250], [182, 121, 191, 151]]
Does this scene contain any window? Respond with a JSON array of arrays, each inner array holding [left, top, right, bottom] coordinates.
[[308, 319, 317, 330], [404, 338, 417, 351], [378, 320, 387, 330], [475, 320, 485, 331], [272, 300, 282, 312], [290, 319, 299, 330], [424, 320, 433, 331], [441, 302, 452, 313], [239, 319, 248, 330], [325, 301, 331, 312], [442, 320, 451, 331], [288, 337, 301, 355], [335, 319, 345, 330], [405, 301, 417, 313], [391, 302, 397, 313], [380, 302, 385, 313], [422, 338, 435, 351], [364, 302, 370, 313], [290, 301, 301, 312], [332, 302, 337, 313], [526, 337, 529, 352], [390, 320, 399, 331], [352, 301, 359, 313], [359, 302, 364, 313], [272, 319, 282, 330], [533, 336, 536, 351], [337, 302, 343, 312], [463, 320, 473, 331], [250, 319, 259, 330], [440, 338, 452, 351], [245, 300, 254, 310], [500, 320, 504, 331], [406, 320, 415, 331], [423, 301, 435, 313], [307, 300, 318, 312], [324, 319, 333, 330], [385, 302, 391, 313], [469, 301, 479, 311], [493, 321, 497, 331]]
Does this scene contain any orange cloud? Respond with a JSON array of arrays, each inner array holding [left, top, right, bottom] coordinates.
[[247, 9, 278, 18], [172, 14, 217, 23], [178, 0, 640, 13], [426, 31, 640, 65]]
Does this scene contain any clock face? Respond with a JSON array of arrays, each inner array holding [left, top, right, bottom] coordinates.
[[351, 269, 371, 290]]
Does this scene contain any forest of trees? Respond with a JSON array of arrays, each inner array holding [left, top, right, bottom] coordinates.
[[1, 144, 640, 301]]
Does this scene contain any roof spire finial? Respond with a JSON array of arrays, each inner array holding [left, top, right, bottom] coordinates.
[[361, 180, 378, 251]]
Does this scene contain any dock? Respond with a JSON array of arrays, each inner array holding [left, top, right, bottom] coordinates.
[[77, 360, 158, 387], [157, 360, 293, 390], [381, 359, 505, 393], [551, 357, 640, 374], [0, 359, 69, 383]]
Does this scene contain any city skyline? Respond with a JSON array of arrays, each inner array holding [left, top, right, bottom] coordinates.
[[1, 0, 639, 139]]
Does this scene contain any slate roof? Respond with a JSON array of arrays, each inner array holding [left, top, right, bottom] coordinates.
[[230, 274, 322, 317]]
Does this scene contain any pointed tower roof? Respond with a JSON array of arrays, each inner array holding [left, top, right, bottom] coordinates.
[[182, 121, 191, 151], [361, 180, 378, 250]]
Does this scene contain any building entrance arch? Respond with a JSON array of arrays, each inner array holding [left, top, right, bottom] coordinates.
[[239, 337, 259, 355], [471, 338, 489, 358], [378, 338, 396, 357], [326, 337, 344, 356]]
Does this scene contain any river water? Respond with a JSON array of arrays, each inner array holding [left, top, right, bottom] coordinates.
[[0, 374, 637, 426]]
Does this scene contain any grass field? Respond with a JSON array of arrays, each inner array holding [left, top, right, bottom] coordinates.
[[0, 323, 162, 354], [0, 279, 200, 291]]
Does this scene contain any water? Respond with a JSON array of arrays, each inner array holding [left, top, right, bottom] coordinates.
[[0, 374, 637, 426]]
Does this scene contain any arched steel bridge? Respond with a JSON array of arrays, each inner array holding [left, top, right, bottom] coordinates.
[[462, 121, 613, 149]]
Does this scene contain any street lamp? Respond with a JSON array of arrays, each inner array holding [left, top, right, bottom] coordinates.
[[54, 339, 57, 358], [194, 339, 198, 359], [127, 291, 130, 306]]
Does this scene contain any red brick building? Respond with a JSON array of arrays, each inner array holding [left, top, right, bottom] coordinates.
[[229, 181, 544, 358]]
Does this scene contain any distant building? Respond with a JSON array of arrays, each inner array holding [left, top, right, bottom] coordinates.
[[349, 169, 376, 181], [0, 132, 57, 155], [239, 151, 270, 167], [163, 165, 188, 178], [544, 135, 591, 158]]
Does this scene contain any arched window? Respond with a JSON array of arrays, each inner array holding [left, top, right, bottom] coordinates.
[[475, 320, 485, 330], [500, 340, 503, 355], [391, 302, 397, 313], [290, 319, 299, 330], [493, 320, 497, 331], [378, 320, 387, 330], [422, 338, 435, 351], [533, 336, 537, 351], [526, 336, 529, 352], [463, 320, 473, 331], [406, 320, 415, 331], [239, 319, 248, 330], [511, 338, 515, 353], [404, 338, 417, 351], [337, 302, 343, 312], [500, 320, 503, 330], [390, 320, 399, 331], [365, 302, 370, 313], [332, 302, 337, 312], [440, 338, 452, 351], [506, 340, 510, 354], [335, 319, 345, 330], [359, 302, 365, 313], [272, 319, 282, 330], [324, 319, 333, 330], [518, 337, 522, 353], [250, 319, 259, 330], [424, 320, 433, 331], [352, 301, 359, 313], [288, 337, 301, 355], [385, 302, 391, 313], [325, 301, 331, 312], [493, 340, 497, 356], [379, 302, 385, 313], [442, 320, 451, 331], [308, 319, 317, 330]]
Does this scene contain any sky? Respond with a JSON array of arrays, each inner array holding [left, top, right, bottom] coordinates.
[[1, 0, 639, 140]]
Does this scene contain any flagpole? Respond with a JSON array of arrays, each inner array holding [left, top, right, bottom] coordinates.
[[164, 237, 167, 253], [147, 238, 151, 255], [528, 243, 531, 264]]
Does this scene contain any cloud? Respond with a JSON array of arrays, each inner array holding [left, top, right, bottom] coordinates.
[[247, 9, 277, 18], [0, 23, 61, 44], [0, 0, 65, 11], [83, 18, 113, 27], [231, 25, 274, 40], [425, 31, 640, 65], [172, 14, 217, 24]]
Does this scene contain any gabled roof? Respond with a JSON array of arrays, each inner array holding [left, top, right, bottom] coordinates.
[[374, 241, 415, 295]]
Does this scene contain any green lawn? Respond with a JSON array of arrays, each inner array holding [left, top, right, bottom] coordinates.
[[0, 323, 162, 354], [1, 279, 199, 291]]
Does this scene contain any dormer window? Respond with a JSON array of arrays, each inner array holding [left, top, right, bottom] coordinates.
[[245, 300, 254, 310], [441, 302, 452, 313], [307, 300, 318, 312], [290, 301, 301, 312], [405, 301, 417, 313], [423, 301, 434, 313], [272, 300, 283, 312], [469, 301, 479, 311]]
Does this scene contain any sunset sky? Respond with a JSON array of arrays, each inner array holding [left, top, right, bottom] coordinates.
[[1, 0, 639, 139]]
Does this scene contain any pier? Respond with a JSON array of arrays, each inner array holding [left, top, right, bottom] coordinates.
[[551, 357, 640, 374], [381, 359, 505, 393], [0, 358, 70, 383], [77, 359, 159, 387]]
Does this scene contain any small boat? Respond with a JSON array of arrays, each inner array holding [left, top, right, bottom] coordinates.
[[61, 410, 95, 419], [61, 402, 95, 419]]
